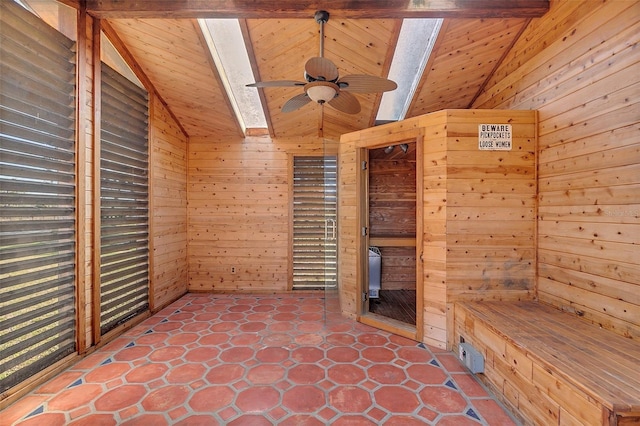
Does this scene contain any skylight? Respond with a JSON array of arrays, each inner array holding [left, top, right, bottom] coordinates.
[[102, 32, 144, 88], [199, 19, 267, 132], [377, 19, 442, 123]]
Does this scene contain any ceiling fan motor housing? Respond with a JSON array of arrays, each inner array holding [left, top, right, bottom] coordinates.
[[314, 10, 329, 24]]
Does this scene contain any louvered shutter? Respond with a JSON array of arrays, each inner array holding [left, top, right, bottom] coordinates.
[[292, 156, 337, 290], [0, 1, 77, 393], [99, 63, 149, 335]]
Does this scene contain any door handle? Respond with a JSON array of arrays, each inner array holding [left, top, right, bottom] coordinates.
[[325, 218, 336, 241], [325, 219, 329, 240]]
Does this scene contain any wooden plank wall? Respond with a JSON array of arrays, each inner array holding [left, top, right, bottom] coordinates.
[[420, 112, 450, 347], [444, 110, 537, 302], [149, 96, 189, 310], [369, 152, 416, 239], [474, 0, 640, 340], [369, 150, 417, 291], [338, 138, 360, 318], [377, 247, 416, 291], [422, 110, 537, 347], [187, 135, 330, 292]]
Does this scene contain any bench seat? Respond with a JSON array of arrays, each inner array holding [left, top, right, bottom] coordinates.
[[454, 301, 640, 425]]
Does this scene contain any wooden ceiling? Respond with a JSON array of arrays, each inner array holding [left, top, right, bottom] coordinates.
[[90, 1, 548, 139]]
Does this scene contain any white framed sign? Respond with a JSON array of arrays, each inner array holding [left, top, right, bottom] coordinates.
[[478, 124, 512, 150]]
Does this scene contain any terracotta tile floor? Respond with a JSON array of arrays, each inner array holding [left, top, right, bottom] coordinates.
[[3, 293, 518, 425]]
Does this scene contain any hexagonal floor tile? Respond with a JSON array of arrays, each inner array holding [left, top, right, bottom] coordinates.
[[7, 294, 517, 426]]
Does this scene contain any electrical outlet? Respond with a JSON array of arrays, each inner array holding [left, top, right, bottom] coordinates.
[[230, 266, 236, 274]]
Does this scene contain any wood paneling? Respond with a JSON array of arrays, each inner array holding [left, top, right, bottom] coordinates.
[[444, 112, 537, 305], [187, 135, 328, 292], [474, 0, 640, 340], [369, 148, 416, 237], [337, 134, 362, 318], [429, 110, 536, 347], [378, 247, 416, 291], [150, 97, 189, 310]]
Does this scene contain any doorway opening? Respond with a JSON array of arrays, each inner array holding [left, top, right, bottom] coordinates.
[[362, 141, 419, 331]]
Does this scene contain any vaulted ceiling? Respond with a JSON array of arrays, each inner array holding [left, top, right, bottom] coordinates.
[[88, 1, 549, 140]]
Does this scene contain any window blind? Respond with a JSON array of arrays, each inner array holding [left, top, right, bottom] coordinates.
[[292, 156, 338, 290], [0, 0, 77, 393], [99, 63, 149, 335]]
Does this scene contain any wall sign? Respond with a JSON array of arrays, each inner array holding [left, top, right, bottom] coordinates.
[[478, 124, 512, 150]]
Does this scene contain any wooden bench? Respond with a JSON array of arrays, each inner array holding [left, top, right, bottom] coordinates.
[[454, 301, 640, 425]]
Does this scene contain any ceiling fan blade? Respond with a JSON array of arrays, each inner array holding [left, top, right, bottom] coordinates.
[[327, 90, 361, 114], [282, 93, 311, 113], [338, 75, 397, 93], [305, 57, 339, 82], [247, 80, 305, 88]]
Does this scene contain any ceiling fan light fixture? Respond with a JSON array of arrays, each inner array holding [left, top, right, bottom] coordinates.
[[305, 82, 338, 104]]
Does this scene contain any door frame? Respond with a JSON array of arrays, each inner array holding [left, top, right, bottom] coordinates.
[[356, 136, 424, 341]]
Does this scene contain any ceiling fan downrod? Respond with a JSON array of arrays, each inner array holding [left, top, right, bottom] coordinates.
[[315, 10, 329, 58]]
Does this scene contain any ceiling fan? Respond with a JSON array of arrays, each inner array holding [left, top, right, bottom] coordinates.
[[247, 10, 397, 114]]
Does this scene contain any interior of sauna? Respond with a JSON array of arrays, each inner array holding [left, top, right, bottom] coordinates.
[[366, 143, 417, 326]]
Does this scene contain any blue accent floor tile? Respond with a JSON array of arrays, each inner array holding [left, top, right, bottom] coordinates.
[[445, 379, 457, 389], [466, 408, 481, 420], [125, 341, 135, 348], [144, 329, 153, 334], [430, 359, 440, 367], [68, 378, 83, 388], [100, 357, 112, 365], [27, 405, 44, 418]]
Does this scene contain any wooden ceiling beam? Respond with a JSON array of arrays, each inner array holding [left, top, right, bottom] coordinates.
[[86, 0, 549, 19]]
